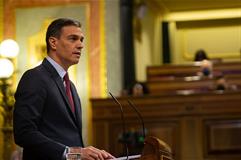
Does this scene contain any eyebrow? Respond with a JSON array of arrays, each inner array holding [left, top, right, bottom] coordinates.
[[67, 34, 84, 39]]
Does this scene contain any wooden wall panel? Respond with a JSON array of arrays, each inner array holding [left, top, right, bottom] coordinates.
[[205, 119, 241, 155], [91, 91, 241, 160]]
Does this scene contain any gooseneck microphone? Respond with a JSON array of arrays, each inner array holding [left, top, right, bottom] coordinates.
[[126, 99, 146, 139], [109, 92, 129, 160]]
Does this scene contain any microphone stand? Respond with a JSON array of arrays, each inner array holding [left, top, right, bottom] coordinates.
[[109, 92, 129, 160], [126, 99, 146, 139]]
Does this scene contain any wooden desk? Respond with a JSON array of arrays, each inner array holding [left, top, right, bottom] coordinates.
[[147, 62, 241, 81], [91, 91, 241, 160], [147, 75, 241, 94]]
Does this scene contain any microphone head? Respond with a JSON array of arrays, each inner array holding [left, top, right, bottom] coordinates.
[[109, 92, 115, 100], [109, 92, 123, 107]]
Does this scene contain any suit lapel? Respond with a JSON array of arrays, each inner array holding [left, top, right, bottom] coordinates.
[[70, 83, 82, 130], [42, 58, 84, 146], [42, 59, 77, 122], [71, 84, 84, 146], [56, 77, 77, 120]]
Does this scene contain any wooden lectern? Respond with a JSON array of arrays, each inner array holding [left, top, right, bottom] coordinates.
[[66, 136, 173, 160], [140, 136, 173, 160], [116, 136, 174, 160]]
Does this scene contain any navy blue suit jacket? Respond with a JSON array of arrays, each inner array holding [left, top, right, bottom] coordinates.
[[14, 58, 84, 160]]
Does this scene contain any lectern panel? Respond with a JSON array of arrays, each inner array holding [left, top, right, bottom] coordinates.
[[204, 119, 241, 157]]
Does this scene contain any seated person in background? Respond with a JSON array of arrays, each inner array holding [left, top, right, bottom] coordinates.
[[215, 75, 238, 91], [129, 82, 149, 97], [194, 49, 209, 61], [132, 83, 144, 96], [194, 49, 222, 64], [215, 75, 228, 91], [197, 59, 213, 78], [11, 147, 22, 160]]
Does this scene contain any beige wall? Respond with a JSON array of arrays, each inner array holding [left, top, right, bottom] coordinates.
[[0, 1, 122, 158], [134, 6, 241, 81], [134, 5, 161, 81], [166, 9, 241, 64]]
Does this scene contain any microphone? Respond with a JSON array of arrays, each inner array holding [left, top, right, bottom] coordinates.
[[126, 99, 146, 139], [109, 92, 129, 160]]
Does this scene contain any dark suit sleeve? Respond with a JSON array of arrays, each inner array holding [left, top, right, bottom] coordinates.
[[13, 70, 66, 159]]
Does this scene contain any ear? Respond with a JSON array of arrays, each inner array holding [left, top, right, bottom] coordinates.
[[49, 37, 57, 50]]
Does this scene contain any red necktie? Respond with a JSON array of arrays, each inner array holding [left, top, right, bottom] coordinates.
[[64, 73, 75, 113]]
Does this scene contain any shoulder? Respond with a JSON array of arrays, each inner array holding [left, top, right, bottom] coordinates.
[[20, 65, 49, 82], [16, 64, 51, 93], [21, 58, 57, 80]]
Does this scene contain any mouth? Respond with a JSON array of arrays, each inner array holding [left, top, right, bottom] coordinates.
[[73, 51, 81, 57]]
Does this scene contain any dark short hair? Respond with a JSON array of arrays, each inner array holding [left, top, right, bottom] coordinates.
[[46, 18, 81, 53], [194, 49, 208, 61]]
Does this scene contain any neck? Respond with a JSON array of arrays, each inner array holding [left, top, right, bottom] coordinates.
[[48, 53, 69, 71]]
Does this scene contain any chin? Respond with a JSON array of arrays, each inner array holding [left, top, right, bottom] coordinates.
[[73, 59, 80, 64]]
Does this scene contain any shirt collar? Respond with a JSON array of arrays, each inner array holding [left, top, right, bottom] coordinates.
[[46, 56, 66, 79]]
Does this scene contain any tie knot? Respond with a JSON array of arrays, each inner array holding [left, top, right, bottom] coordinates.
[[64, 73, 69, 82]]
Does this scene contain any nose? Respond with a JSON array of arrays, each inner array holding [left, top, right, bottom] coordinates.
[[77, 41, 84, 50]]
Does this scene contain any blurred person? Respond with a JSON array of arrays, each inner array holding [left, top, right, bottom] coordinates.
[[197, 59, 213, 78], [215, 75, 228, 91], [132, 83, 144, 96], [215, 75, 238, 91], [10, 147, 22, 160], [13, 18, 114, 160], [130, 82, 149, 97], [194, 49, 209, 61]]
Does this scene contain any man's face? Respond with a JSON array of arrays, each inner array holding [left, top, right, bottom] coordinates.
[[51, 25, 84, 70]]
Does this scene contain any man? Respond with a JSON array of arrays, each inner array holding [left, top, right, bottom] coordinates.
[[13, 18, 114, 160]]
